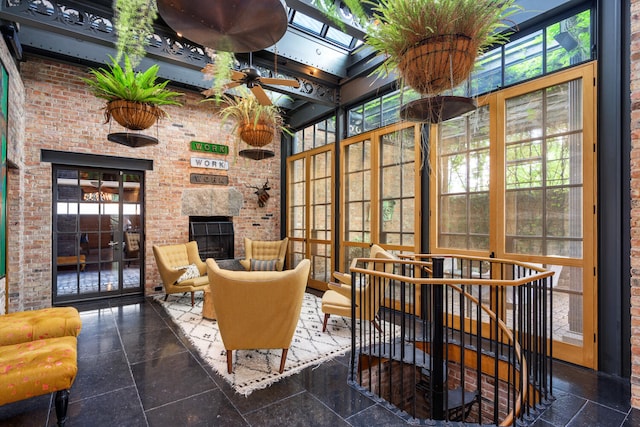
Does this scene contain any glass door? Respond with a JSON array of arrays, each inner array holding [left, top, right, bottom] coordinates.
[[53, 166, 143, 302], [431, 63, 597, 367], [287, 146, 334, 290]]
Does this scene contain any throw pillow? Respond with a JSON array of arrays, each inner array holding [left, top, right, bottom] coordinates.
[[175, 264, 200, 283], [250, 258, 278, 271]]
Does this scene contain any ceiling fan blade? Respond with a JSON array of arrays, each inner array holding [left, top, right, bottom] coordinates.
[[259, 77, 300, 88], [222, 81, 242, 91], [251, 85, 272, 105], [230, 69, 246, 81], [201, 81, 243, 97]]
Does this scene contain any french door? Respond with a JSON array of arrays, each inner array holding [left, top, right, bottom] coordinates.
[[53, 166, 144, 303], [287, 145, 335, 290], [431, 62, 597, 367]]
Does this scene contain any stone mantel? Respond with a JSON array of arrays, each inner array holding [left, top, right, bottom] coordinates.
[[181, 187, 243, 217]]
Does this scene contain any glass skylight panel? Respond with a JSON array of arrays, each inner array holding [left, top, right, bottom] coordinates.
[[325, 26, 353, 48], [291, 11, 324, 35]]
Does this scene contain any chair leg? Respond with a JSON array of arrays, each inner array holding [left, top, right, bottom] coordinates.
[[226, 350, 233, 374], [371, 318, 382, 332], [54, 389, 69, 427], [164, 294, 169, 301], [279, 348, 288, 373], [322, 313, 330, 332], [191, 291, 195, 307]]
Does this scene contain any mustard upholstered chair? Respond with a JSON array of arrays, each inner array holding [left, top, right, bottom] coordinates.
[[153, 241, 210, 306], [206, 258, 311, 374], [321, 244, 395, 332], [239, 237, 289, 271]]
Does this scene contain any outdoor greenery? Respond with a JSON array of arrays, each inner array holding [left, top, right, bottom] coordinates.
[[114, 0, 157, 67]]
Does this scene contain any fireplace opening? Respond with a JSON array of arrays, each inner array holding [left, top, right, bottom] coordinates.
[[189, 216, 234, 260]]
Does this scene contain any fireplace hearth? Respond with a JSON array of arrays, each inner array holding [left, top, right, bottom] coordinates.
[[189, 216, 234, 260]]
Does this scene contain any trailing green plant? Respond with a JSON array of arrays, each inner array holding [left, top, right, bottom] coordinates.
[[215, 88, 293, 136], [363, 0, 519, 81], [201, 49, 237, 102], [114, 0, 158, 67]]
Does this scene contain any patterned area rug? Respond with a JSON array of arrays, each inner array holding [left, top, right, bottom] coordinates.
[[158, 292, 353, 396]]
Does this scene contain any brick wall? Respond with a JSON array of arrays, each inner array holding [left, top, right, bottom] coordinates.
[[632, 0, 640, 409], [5, 53, 282, 312]]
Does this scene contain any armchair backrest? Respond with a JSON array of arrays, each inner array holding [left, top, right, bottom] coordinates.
[[153, 241, 206, 286], [206, 258, 311, 351], [124, 231, 140, 256], [240, 237, 289, 271], [357, 245, 396, 321]]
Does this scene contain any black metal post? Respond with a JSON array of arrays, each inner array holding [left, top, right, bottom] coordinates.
[[432, 257, 444, 420]]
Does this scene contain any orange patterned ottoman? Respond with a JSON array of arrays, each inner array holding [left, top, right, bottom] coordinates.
[[0, 336, 78, 426], [0, 306, 82, 346]]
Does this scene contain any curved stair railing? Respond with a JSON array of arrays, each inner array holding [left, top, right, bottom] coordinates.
[[347, 254, 554, 426]]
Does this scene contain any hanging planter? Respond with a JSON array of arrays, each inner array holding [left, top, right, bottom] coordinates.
[[239, 122, 275, 147], [106, 100, 163, 131], [215, 88, 292, 151], [81, 54, 182, 132], [398, 34, 478, 95], [364, 0, 518, 96]]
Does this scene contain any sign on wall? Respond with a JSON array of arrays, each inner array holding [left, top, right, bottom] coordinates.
[[190, 173, 229, 185], [190, 141, 229, 155], [190, 157, 229, 170]]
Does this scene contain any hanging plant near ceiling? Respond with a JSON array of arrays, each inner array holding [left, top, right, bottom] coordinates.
[[214, 88, 292, 147], [364, 0, 519, 96], [82, 54, 183, 130], [114, 0, 158, 67]]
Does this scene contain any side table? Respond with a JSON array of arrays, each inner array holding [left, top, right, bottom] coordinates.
[[202, 287, 216, 320]]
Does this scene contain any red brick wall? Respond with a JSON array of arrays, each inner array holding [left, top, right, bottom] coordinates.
[[631, 0, 640, 409], [5, 54, 283, 311]]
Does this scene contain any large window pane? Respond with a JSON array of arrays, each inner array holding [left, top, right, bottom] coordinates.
[[437, 106, 490, 251], [505, 79, 583, 257]]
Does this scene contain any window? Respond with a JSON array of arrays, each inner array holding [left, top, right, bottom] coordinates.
[[341, 122, 421, 271]]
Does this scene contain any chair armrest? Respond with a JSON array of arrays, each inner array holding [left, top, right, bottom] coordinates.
[[327, 282, 352, 299], [332, 271, 352, 286]]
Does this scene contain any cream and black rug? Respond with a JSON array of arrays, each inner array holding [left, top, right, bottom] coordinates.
[[158, 293, 353, 396]]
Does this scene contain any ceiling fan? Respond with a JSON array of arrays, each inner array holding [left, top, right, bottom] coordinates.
[[202, 56, 300, 105]]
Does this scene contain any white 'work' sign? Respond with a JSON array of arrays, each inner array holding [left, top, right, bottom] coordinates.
[[190, 157, 229, 170]]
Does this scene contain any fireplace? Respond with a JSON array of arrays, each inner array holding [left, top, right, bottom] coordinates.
[[189, 216, 234, 260]]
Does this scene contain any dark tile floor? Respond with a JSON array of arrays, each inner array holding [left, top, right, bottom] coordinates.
[[1, 295, 639, 427]]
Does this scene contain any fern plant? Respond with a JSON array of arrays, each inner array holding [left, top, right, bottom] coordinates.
[[216, 89, 293, 136], [82, 54, 182, 106]]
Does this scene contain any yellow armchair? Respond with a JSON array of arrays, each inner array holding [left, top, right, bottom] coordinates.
[[206, 258, 311, 374], [321, 244, 395, 332], [153, 241, 210, 306], [239, 237, 289, 271]]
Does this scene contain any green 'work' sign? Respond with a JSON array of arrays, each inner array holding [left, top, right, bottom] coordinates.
[[190, 141, 229, 155]]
